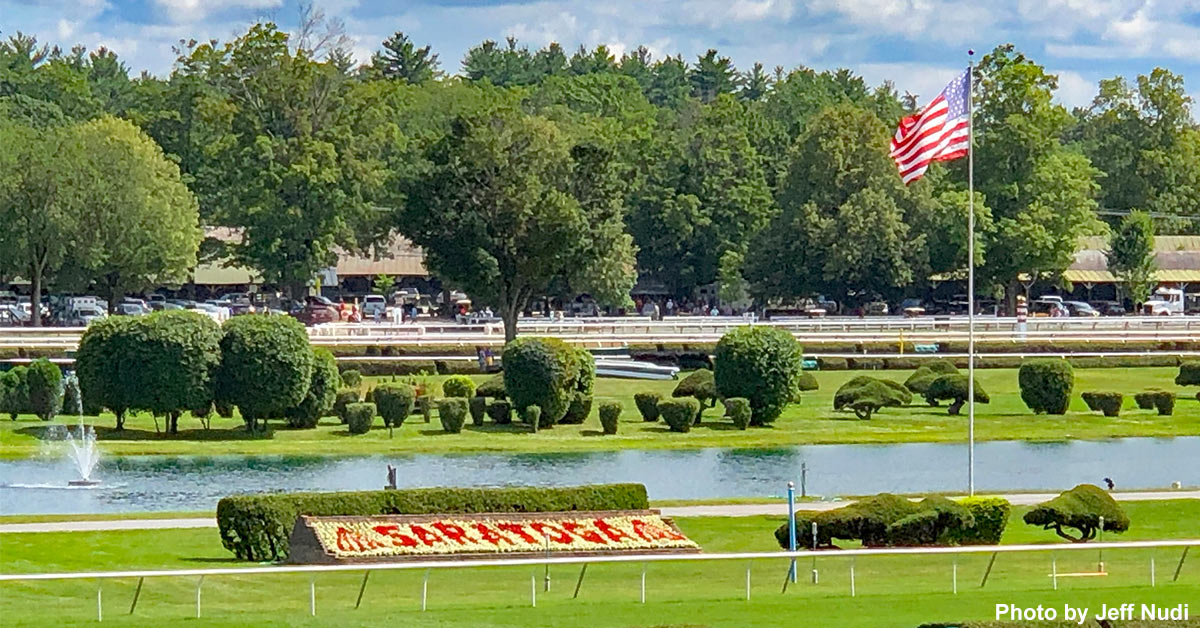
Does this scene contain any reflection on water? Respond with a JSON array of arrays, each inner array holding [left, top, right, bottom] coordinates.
[[0, 437, 1196, 515]]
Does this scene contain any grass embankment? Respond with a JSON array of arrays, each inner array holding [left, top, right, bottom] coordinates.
[[1, 501, 1196, 627], [2, 367, 1198, 459]]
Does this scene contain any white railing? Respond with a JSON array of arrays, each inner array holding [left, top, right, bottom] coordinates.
[[0, 539, 1192, 620]]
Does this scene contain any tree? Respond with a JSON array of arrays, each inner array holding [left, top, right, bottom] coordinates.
[[215, 315, 314, 431], [717, 250, 748, 305], [568, 45, 616, 76], [1107, 210, 1157, 305], [369, 32, 440, 84], [462, 37, 537, 87], [739, 62, 771, 101], [689, 49, 739, 103], [61, 116, 200, 313], [399, 101, 636, 341], [372, 273, 393, 296]]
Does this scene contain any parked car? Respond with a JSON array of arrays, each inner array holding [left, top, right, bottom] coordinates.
[[1089, 300, 1125, 316], [362, 294, 388, 319], [864, 300, 889, 316], [114, 302, 150, 316], [1063, 301, 1100, 317], [65, 304, 107, 326], [898, 298, 926, 317], [292, 295, 340, 325]]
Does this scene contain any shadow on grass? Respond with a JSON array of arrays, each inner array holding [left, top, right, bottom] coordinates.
[[16, 424, 277, 442]]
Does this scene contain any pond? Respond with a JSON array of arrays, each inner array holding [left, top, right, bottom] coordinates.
[[1, 437, 1196, 515]]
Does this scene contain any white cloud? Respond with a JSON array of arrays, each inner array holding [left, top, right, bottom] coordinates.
[[1052, 69, 1098, 109], [153, 0, 283, 23]]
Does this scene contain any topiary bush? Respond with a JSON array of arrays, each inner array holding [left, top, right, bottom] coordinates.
[[442, 374, 476, 398], [25, 358, 62, 421], [476, 374, 506, 399], [438, 398, 468, 433], [333, 389, 360, 423], [904, 359, 959, 398], [673, 369, 717, 407], [61, 373, 82, 416], [774, 494, 974, 549], [521, 405, 542, 432], [345, 402, 376, 435], [75, 317, 130, 426], [1018, 359, 1073, 415], [833, 376, 912, 419], [561, 396, 592, 425], [724, 397, 751, 430], [952, 497, 1011, 545], [340, 369, 363, 388], [217, 483, 650, 561], [503, 336, 582, 427], [598, 401, 621, 434], [373, 383, 416, 428], [1134, 390, 1175, 415], [796, 370, 819, 392], [469, 396, 487, 426], [1174, 361, 1200, 386], [1023, 484, 1130, 542], [714, 326, 803, 426], [0, 366, 29, 420], [486, 400, 512, 424], [659, 398, 699, 433], [560, 348, 596, 425], [634, 392, 661, 422], [285, 348, 340, 429], [1081, 391, 1124, 417], [924, 374, 989, 415], [216, 315, 314, 431]]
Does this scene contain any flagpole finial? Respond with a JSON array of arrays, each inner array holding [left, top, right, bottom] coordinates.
[[968, 49, 975, 56]]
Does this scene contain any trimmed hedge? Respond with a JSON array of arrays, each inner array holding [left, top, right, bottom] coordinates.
[[673, 369, 717, 407], [1018, 359, 1073, 415], [633, 392, 661, 422], [62, 373, 82, 416], [340, 369, 363, 388], [25, 358, 62, 421], [1081, 391, 1123, 417], [924, 374, 989, 415], [714, 326, 803, 426], [774, 494, 974, 548], [1023, 483, 1130, 542], [947, 497, 1011, 545], [559, 348, 596, 425], [561, 396, 592, 425], [437, 398, 468, 433], [285, 349, 340, 429], [217, 483, 651, 561], [486, 400, 512, 424], [1134, 390, 1175, 415], [469, 396, 487, 426], [796, 370, 819, 392], [503, 336, 581, 427], [598, 401, 621, 434], [1175, 361, 1200, 386], [904, 359, 959, 396], [521, 405, 542, 432], [333, 389, 360, 423], [441, 374, 476, 398], [724, 397, 751, 430], [373, 383, 416, 428], [659, 398, 699, 433], [476, 374, 506, 399], [833, 376, 912, 419], [0, 366, 29, 420], [344, 402, 376, 435]]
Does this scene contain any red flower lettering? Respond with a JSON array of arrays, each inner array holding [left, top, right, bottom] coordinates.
[[529, 522, 574, 544], [409, 524, 444, 546], [496, 522, 538, 543], [560, 521, 606, 544], [592, 518, 634, 543], [372, 525, 418, 547], [432, 522, 477, 545], [472, 523, 515, 546], [631, 519, 686, 541]]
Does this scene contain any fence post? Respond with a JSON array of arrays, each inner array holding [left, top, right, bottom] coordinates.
[[309, 577, 316, 616], [354, 571, 371, 609], [640, 563, 646, 604], [421, 568, 430, 611], [745, 563, 752, 601], [811, 522, 820, 584], [980, 552, 998, 588], [1174, 546, 1189, 582], [849, 558, 856, 597], [1151, 556, 1156, 587], [1051, 556, 1057, 591], [1098, 516, 1105, 572], [530, 571, 537, 608], [128, 577, 144, 615], [573, 564, 588, 599], [544, 530, 551, 592], [195, 576, 204, 618], [953, 558, 958, 594], [97, 584, 102, 623]]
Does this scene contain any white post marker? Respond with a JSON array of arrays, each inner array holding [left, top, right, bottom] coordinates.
[[196, 575, 204, 618], [953, 559, 958, 594], [97, 584, 102, 623], [849, 558, 856, 597], [309, 577, 316, 616], [421, 568, 430, 611], [530, 571, 537, 608], [640, 564, 646, 604], [745, 564, 752, 601], [1151, 556, 1157, 587]]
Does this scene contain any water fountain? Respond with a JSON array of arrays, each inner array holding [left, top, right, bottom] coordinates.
[[64, 419, 101, 486]]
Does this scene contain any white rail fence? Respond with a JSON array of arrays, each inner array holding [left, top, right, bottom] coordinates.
[[1, 539, 1193, 621]]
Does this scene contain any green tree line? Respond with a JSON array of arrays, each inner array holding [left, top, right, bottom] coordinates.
[[2, 23, 1196, 337]]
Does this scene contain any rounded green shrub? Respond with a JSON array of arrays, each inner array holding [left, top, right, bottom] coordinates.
[[468, 396, 487, 426], [796, 371, 819, 392], [503, 336, 581, 427], [833, 376, 912, 419], [924, 374, 989, 415], [285, 348, 340, 429], [61, 373, 82, 416], [521, 405, 542, 432], [560, 348, 596, 425], [340, 369, 363, 388], [1134, 390, 1175, 415], [561, 396, 592, 425], [1023, 484, 1130, 542], [345, 402, 376, 435], [0, 366, 29, 420], [1081, 391, 1123, 417], [216, 315, 314, 430], [950, 497, 1011, 545], [442, 374, 476, 398], [437, 398, 468, 433], [476, 374, 506, 399], [904, 359, 959, 397], [724, 397, 751, 430], [75, 317, 130, 425], [1174, 361, 1200, 386], [333, 388, 361, 423], [486, 400, 512, 424], [633, 392, 661, 422], [714, 326, 803, 426], [659, 398, 699, 433], [598, 401, 621, 434], [373, 383, 416, 427], [1018, 359, 1074, 415], [673, 369, 717, 406], [25, 358, 62, 421]]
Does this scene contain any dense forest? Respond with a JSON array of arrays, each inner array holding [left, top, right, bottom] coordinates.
[[2, 17, 1197, 336]]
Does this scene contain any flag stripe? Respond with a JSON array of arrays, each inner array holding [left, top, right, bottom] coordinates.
[[891, 69, 970, 184]]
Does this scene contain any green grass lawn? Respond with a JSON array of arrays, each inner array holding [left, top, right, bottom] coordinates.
[[2, 367, 1198, 459], [1, 502, 1196, 627]]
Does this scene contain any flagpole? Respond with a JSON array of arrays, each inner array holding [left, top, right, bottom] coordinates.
[[966, 49, 976, 497]]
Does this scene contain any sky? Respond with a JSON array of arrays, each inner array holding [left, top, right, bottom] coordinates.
[[2, 0, 1198, 109]]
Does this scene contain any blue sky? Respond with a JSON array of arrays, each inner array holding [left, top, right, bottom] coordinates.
[[2, 0, 1198, 109]]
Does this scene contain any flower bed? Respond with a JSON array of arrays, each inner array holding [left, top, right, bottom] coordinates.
[[294, 511, 699, 562]]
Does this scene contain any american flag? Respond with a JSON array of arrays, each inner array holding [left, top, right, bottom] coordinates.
[[890, 68, 970, 184]]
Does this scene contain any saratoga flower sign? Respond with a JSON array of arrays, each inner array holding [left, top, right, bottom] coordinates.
[[288, 510, 700, 563]]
